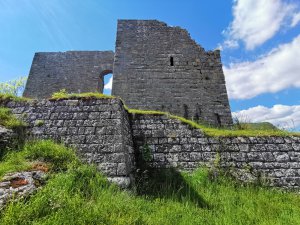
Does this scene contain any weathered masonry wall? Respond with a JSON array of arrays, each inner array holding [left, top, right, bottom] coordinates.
[[2, 99, 134, 187], [112, 20, 233, 126], [0, 126, 17, 154], [23, 19, 233, 126], [2, 99, 300, 189], [23, 51, 114, 99], [131, 114, 300, 189]]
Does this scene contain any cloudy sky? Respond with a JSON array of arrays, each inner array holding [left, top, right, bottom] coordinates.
[[0, 0, 299, 130]]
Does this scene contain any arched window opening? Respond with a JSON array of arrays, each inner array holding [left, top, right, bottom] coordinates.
[[99, 70, 113, 95]]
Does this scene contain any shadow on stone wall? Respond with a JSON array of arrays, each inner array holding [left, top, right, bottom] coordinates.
[[134, 168, 209, 208]]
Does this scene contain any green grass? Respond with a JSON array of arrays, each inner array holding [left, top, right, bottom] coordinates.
[[236, 122, 278, 130], [0, 107, 26, 129], [0, 140, 78, 178], [50, 89, 115, 100], [0, 93, 30, 102], [128, 108, 166, 115], [128, 108, 300, 137], [170, 115, 299, 137], [1, 142, 300, 225]]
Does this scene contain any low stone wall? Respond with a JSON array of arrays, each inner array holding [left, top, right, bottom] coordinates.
[[2, 98, 134, 187], [131, 114, 300, 189], [1, 99, 300, 189]]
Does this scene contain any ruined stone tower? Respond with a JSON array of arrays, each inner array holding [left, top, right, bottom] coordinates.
[[23, 19, 233, 126]]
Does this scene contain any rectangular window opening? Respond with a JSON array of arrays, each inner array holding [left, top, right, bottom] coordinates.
[[170, 57, 174, 66]]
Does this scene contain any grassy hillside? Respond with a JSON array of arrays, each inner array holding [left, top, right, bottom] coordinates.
[[0, 140, 300, 225]]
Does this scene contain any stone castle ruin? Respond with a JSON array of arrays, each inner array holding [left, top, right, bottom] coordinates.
[[23, 20, 233, 126], [2, 20, 298, 189]]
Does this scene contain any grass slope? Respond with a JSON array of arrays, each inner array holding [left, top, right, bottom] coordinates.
[[1, 140, 300, 225]]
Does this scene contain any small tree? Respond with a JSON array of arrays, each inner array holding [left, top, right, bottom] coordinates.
[[0, 76, 27, 96]]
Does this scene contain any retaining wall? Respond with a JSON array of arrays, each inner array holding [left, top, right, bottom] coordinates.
[[131, 114, 300, 189], [2, 98, 134, 187], [1, 99, 300, 189]]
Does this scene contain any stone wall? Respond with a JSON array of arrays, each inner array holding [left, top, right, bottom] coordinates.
[[2, 98, 134, 187], [0, 126, 16, 155], [23, 51, 114, 99], [2, 99, 300, 189], [113, 20, 233, 126], [131, 114, 300, 189]]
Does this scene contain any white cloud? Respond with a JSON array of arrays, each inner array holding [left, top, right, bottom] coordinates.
[[220, 40, 239, 50], [291, 12, 300, 27], [224, 34, 300, 99], [223, 0, 299, 50], [104, 76, 113, 90], [232, 104, 300, 130]]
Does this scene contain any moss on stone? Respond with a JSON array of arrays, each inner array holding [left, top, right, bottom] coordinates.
[[50, 90, 116, 100]]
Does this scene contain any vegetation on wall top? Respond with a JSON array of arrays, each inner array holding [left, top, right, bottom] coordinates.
[[50, 89, 116, 100], [128, 108, 300, 137], [0, 85, 298, 137]]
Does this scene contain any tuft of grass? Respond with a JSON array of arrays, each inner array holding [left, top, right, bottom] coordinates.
[[0, 152, 31, 178], [244, 122, 278, 130], [0, 107, 26, 129], [22, 140, 79, 171], [128, 108, 167, 115], [0, 93, 30, 102], [0, 140, 79, 178], [50, 89, 115, 100]]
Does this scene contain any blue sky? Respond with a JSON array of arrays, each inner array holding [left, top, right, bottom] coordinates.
[[0, 0, 299, 130]]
